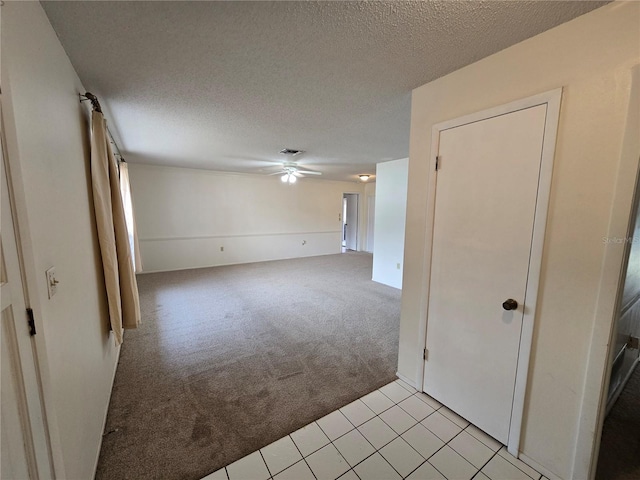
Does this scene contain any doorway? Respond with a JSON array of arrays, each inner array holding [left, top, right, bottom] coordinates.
[[421, 90, 561, 454], [342, 193, 359, 252], [594, 160, 640, 480]]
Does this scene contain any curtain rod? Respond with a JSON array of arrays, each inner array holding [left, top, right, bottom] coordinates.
[[80, 92, 126, 163], [80, 91, 102, 113]]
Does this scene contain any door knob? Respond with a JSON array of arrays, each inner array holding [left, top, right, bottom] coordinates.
[[502, 299, 518, 311]]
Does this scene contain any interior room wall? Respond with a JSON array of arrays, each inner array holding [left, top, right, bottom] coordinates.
[[372, 158, 408, 289], [2, 2, 120, 478], [128, 163, 366, 272], [364, 182, 376, 253], [399, 3, 640, 479]]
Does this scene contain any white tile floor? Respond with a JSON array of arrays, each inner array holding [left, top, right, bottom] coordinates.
[[202, 379, 549, 480]]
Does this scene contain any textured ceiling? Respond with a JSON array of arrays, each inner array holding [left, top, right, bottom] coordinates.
[[42, 1, 607, 182]]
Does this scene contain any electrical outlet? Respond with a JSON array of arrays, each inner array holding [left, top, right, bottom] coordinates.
[[302, 240, 307, 245], [396, 263, 401, 270], [46, 267, 59, 298]]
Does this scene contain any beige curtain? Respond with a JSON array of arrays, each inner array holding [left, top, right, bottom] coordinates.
[[90, 110, 141, 345], [119, 162, 143, 273]]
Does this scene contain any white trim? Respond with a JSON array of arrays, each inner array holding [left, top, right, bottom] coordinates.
[[419, 88, 562, 456], [414, 124, 441, 390], [395, 371, 418, 390], [1, 90, 67, 477], [342, 192, 361, 251], [139, 230, 342, 243], [508, 88, 562, 456]]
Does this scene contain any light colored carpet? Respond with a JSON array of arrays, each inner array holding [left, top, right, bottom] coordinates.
[[95, 252, 401, 480]]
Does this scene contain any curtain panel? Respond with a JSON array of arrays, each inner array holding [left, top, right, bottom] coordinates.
[[90, 110, 141, 345]]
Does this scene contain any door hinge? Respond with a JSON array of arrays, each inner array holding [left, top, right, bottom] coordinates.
[[26, 308, 36, 336], [627, 335, 639, 350], [423, 348, 428, 361], [435, 156, 440, 171]]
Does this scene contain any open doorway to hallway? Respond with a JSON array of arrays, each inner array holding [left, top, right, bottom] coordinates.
[[595, 166, 640, 480], [342, 193, 359, 252]]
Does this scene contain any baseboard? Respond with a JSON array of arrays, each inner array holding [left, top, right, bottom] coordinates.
[[396, 372, 419, 390], [518, 452, 561, 480], [92, 343, 121, 478]]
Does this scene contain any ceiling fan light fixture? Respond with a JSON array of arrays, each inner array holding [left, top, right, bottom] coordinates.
[[359, 174, 370, 182], [281, 172, 297, 184]]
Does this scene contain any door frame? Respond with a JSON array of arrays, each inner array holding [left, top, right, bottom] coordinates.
[[342, 192, 360, 251], [1, 91, 66, 477], [576, 64, 640, 480], [417, 88, 562, 456]]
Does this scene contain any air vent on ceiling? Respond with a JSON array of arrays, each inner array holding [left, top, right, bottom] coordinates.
[[279, 148, 303, 156]]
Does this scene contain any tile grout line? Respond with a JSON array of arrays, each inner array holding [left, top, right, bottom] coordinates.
[[258, 450, 273, 480], [313, 414, 356, 478], [406, 425, 475, 480], [287, 433, 318, 480], [470, 447, 502, 480], [318, 401, 388, 478], [496, 448, 542, 480]]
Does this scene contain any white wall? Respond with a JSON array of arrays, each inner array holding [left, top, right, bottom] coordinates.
[[399, 3, 640, 479], [372, 158, 408, 289], [364, 182, 376, 253], [129, 163, 366, 272], [2, 3, 120, 478]]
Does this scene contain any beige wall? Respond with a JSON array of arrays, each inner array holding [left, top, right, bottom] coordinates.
[[399, 3, 640, 479], [372, 158, 408, 289], [2, 3, 119, 478], [363, 181, 376, 253], [129, 163, 366, 272]]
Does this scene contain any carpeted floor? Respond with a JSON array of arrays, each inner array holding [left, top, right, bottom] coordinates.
[[95, 252, 401, 480], [596, 362, 640, 480]]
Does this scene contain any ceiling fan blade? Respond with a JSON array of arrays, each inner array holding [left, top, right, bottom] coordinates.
[[297, 170, 322, 175], [267, 171, 285, 176]]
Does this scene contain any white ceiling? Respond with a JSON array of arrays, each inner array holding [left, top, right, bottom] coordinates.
[[42, 1, 606, 182]]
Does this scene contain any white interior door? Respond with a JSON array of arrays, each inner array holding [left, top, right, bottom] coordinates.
[[1, 122, 53, 479], [345, 194, 359, 251], [423, 104, 549, 445]]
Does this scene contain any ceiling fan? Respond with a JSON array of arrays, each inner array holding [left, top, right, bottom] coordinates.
[[269, 162, 322, 184], [265, 149, 322, 183]]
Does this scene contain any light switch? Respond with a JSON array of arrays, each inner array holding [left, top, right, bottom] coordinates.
[[46, 267, 59, 298]]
